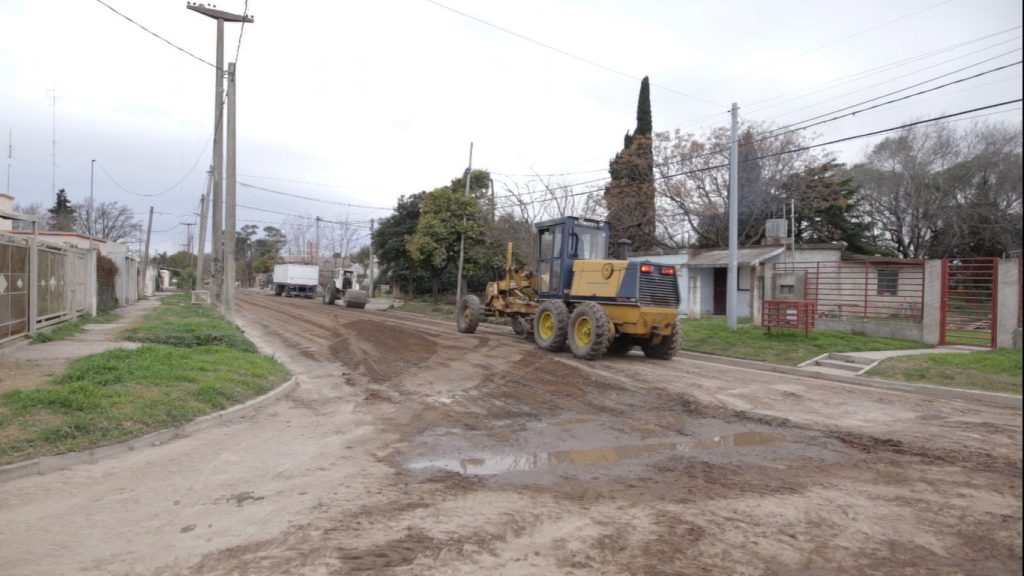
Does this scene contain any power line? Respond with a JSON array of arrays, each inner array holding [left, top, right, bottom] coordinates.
[[95, 140, 210, 197], [752, 59, 1023, 147], [686, 0, 957, 96], [93, 0, 219, 70], [746, 30, 1022, 111], [423, 0, 721, 107], [233, 0, 250, 65], [494, 99, 1024, 206], [665, 26, 1020, 132], [752, 46, 1023, 124], [656, 55, 1023, 172], [238, 181, 393, 210]]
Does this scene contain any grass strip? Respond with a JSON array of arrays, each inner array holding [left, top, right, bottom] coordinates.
[[867, 349, 1022, 395], [679, 316, 926, 366], [1, 294, 289, 465], [29, 312, 120, 344]]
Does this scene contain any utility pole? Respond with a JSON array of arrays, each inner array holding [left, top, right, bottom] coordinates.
[[196, 167, 212, 288], [188, 3, 252, 312], [141, 206, 154, 297], [368, 217, 376, 297], [727, 103, 739, 330], [89, 159, 96, 250], [224, 62, 237, 321], [315, 216, 321, 267], [182, 222, 196, 265], [455, 142, 473, 313], [6, 128, 11, 196], [48, 88, 58, 202]]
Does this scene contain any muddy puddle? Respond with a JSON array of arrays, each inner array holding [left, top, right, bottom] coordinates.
[[407, 431, 785, 476]]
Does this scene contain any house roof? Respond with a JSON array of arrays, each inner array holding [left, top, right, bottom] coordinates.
[[684, 246, 786, 268]]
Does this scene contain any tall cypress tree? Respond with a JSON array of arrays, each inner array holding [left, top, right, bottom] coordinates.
[[48, 188, 77, 231], [604, 77, 657, 253], [635, 76, 652, 136]]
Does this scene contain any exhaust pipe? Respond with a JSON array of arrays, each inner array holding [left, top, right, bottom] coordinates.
[[616, 238, 632, 260]]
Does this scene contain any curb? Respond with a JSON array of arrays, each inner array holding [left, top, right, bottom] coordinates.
[[674, 350, 1022, 410], [0, 375, 299, 484]]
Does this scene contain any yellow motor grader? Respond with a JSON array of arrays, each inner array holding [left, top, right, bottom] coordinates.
[[456, 216, 681, 360]]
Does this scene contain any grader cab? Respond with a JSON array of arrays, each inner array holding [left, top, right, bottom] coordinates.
[[456, 216, 681, 360]]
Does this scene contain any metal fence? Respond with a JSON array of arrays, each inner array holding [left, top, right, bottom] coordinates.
[[1, 233, 94, 343], [0, 235, 30, 341], [772, 260, 926, 323]]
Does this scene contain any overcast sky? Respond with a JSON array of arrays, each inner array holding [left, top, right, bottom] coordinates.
[[1, 0, 1021, 254]]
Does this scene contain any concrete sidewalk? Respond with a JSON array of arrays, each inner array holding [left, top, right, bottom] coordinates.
[[799, 345, 985, 377]]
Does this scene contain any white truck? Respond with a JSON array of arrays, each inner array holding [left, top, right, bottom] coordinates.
[[272, 264, 320, 298]]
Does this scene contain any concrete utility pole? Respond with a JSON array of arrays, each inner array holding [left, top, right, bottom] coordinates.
[[224, 62, 238, 321], [196, 167, 212, 287], [187, 3, 252, 311], [314, 216, 321, 265], [141, 206, 154, 297], [727, 103, 739, 330], [454, 142, 473, 313], [368, 218, 375, 298], [89, 159, 95, 249]]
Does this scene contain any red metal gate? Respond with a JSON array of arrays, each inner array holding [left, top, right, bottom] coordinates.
[[940, 257, 998, 347]]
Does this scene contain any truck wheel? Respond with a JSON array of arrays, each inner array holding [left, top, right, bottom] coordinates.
[[274, 286, 283, 296], [641, 325, 681, 360], [323, 285, 337, 305], [568, 302, 611, 360], [533, 300, 569, 352], [457, 295, 482, 333]]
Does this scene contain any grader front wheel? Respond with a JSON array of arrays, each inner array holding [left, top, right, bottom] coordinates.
[[568, 302, 611, 360], [456, 295, 482, 333]]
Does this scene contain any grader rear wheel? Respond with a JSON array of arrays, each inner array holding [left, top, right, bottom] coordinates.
[[533, 300, 569, 352], [568, 302, 611, 360], [456, 295, 482, 333]]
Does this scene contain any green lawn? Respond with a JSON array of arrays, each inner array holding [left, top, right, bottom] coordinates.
[[0, 294, 289, 466], [679, 316, 927, 366], [868, 349, 1022, 395]]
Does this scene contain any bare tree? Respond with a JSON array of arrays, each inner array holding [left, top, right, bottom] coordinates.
[[10, 201, 46, 231], [73, 198, 142, 242], [496, 178, 603, 224], [852, 120, 1021, 258], [654, 122, 818, 248], [283, 216, 315, 262], [320, 215, 364, 261]]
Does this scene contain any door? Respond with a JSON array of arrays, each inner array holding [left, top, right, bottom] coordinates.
[[940, 257, 997, 347], [713, 268, 727, 315]]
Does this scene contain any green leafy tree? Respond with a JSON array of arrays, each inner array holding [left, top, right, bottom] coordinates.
[[374, 193, 427, 298], [47, 188, 77, 231], [781, 161, 884, 255], [407, 184, 486, 303]]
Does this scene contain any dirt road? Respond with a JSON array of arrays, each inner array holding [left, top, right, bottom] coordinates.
[[1, 289, 1020, 575]]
